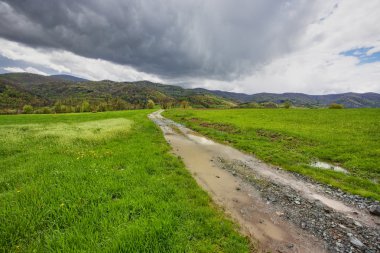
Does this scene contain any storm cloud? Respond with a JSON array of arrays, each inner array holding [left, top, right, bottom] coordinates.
[[0, 0, 320, 80]]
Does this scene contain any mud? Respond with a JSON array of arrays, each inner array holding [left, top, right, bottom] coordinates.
[[149, 110, 380, 253]]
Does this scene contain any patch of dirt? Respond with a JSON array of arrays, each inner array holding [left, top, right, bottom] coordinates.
[[188, 117, 241, 134], [255, 129, 313, 149], [256, 129, 284, 141], [199, 122, 241, 134]]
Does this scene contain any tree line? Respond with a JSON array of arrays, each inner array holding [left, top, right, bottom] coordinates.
[[14, 98, 192, 114]]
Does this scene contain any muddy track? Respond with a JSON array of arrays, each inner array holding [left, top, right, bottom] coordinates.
[[149, 110, 380, 253]]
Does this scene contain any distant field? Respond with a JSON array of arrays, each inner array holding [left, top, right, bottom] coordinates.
[[0, 111, 249, 252], [164, 109, 380, 200]]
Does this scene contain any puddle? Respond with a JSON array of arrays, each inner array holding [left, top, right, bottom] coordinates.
[[187, 133, 216, 145], [311, 161, 349, 174]]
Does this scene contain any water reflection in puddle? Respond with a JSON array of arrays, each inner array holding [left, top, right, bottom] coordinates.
[[310, 161, 349, 174]]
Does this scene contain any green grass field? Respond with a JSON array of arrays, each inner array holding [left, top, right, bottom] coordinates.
[[164, 109, 380, 200], [0, 110, 250, 252]]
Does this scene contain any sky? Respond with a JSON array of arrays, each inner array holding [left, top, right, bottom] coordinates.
[[0, 0, 379, 94]]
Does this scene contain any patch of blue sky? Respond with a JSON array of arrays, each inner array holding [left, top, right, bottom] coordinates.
[[341, 47, 380, 64], [0, 55, 55, 74]]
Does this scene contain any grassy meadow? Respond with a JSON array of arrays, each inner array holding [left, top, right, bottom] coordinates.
[[0, 110, 250, 252], [164, 108, 380, 200]]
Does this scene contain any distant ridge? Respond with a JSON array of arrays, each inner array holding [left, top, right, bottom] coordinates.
[[50, 74, 89, 82], [204, 90, 380, 108]]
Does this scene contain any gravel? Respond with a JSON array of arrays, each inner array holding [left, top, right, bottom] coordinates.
[[216, 157, 380, 253]]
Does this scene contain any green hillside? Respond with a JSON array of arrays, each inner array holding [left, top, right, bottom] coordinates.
[[0, 73, 236, 113]]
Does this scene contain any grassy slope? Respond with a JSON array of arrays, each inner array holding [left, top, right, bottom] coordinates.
[[164, 109, 380, 200], [0, 110, 249, 252]]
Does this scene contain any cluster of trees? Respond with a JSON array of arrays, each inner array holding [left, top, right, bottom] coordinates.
[[20, 98, 153, 114], [18, 98, 194, 114], [51, 98, 142, 113]]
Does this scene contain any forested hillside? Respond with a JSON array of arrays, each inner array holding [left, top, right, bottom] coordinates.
[[1, 72, 379, 114], [0, 73, 236, 113]]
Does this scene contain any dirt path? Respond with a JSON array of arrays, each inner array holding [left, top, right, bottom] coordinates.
[[149, 110, 380, 253]]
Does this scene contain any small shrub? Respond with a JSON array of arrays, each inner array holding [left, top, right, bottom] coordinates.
[[23, 105, 33, 114], [75, 105, 81, 113], [81, 100, 91, 112], [54, 101, 63, 113], [180, 100, 190, 109], [91, 105, 99, 113], [65, 106, 75, 113], [329, 103, 344, 109], [283, 101, 292, 109], [147, 99, 155, 109], [98, 102, 108, 112], [260, 102, 278, 108], [43, 107, 52, 114]]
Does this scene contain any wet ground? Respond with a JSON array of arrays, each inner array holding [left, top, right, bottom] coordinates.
[[149, 110, 380, 253]]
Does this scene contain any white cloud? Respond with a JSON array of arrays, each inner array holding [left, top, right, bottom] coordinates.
[[3, 66, 48, 75], [3, 67, 24, 72], [0, 38, 162, 82], [367, 46, 380, 56]]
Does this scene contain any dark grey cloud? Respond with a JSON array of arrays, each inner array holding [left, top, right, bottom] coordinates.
[[0, 0, 319, 80]]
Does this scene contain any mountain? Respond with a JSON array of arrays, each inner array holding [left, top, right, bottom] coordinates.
[[205, 90, 380, 108], [193, 88, 253, 102], [248, 92, 380, 108], [0, 73, 236, 112], [0, 73, 63, 84], [50, 74, 89, 82], [0, 72, 379, 113]]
